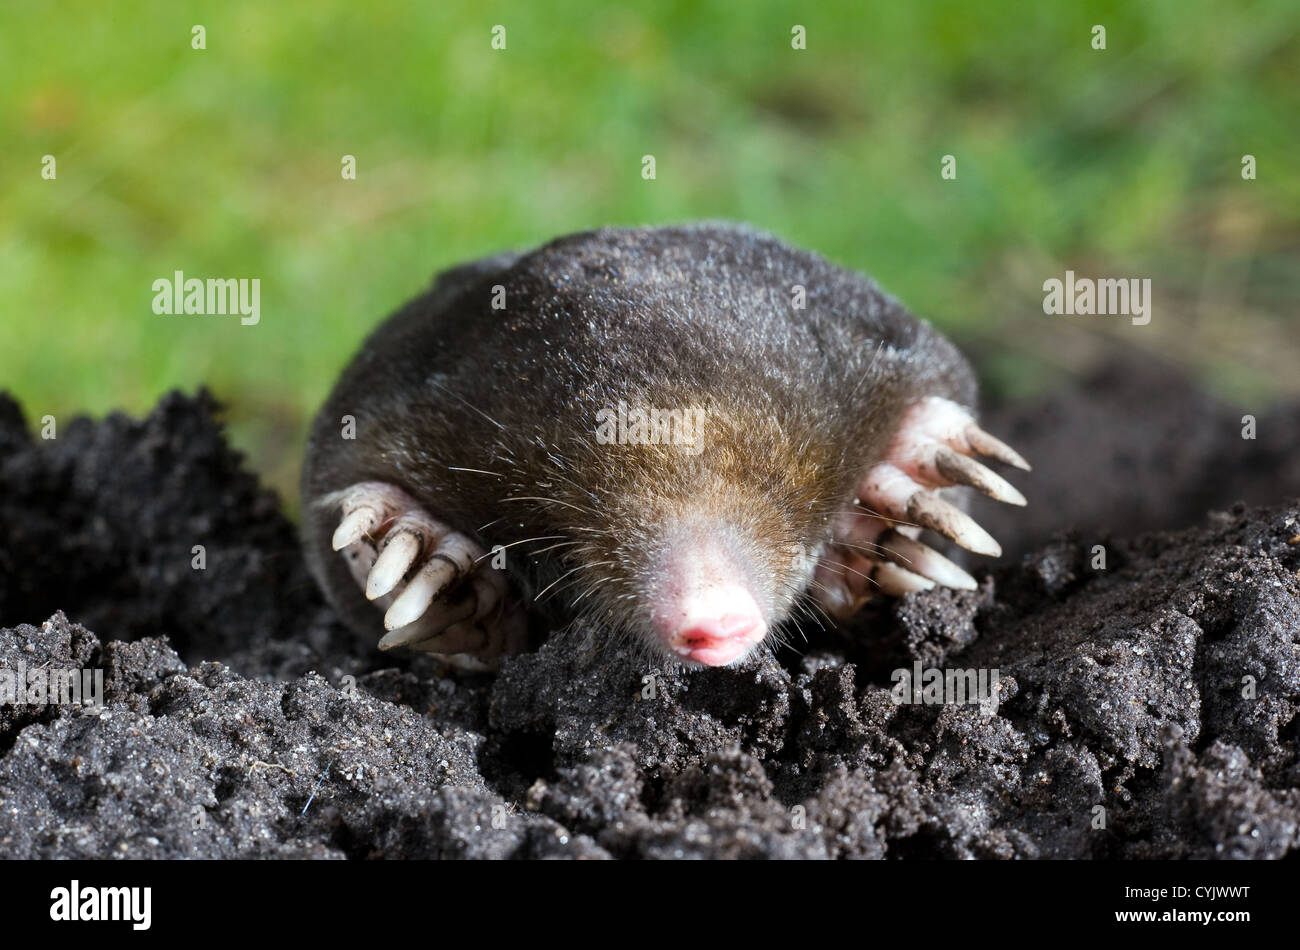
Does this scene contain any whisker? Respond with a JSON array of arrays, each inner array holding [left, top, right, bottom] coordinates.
[[531, 543, 598, 563], [847, 338, 886, 401], [571, 576, 615, 605], [814, 557, 879, 587], [471, 535, 567, 565], [856, 505, 921, 531], [830, 541, 915, 571], [528, 539, 586, 557], [500, 495, 592, 514], [832, 540, 893, 557], [429, 380, 506, 431], [798, 592, 834, 628], [539, 562, 616, 603], [533, 564, 585, 601]]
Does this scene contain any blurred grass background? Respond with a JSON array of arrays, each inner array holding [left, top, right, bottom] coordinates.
[[2, 0, 1297, 509]]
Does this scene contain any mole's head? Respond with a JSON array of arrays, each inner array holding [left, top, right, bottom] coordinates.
[[533, 400, 843, 668]]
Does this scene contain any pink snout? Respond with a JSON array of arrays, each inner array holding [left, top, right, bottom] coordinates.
[[666, 586, 767, 667]]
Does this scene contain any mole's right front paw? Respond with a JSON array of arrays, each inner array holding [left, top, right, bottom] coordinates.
[[323, 481, 527, 669], [812, 397, 1030, 619]]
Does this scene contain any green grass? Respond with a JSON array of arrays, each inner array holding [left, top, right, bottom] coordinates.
[[3, 0, 1297, 506]]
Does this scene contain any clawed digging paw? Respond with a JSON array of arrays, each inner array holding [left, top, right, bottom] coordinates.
[[324, 481, 527, 668], [814, 397, 1030, 619]]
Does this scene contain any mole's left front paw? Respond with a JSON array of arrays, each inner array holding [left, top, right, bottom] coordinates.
[[324, 481, 528, 669], [814, 396, 1029, 618]]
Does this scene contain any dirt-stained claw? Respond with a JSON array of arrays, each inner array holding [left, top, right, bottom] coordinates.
[[809, 529, 980, 619], [332, 506, 380, 551], [408, 601, 530, 670], [873, 561, 936, 597], [408, 620, 489, 658], [380, 571, 503, 650], [906, 492, 1002, 557], [366, 529, 423, 600], [964, 423, 1031, 472], [378, 592, 479, 649], [383, 556, 459, 629], [381, 532, 481, 629], [931, 446, 1027, 506], [879, 530, 978, 590]]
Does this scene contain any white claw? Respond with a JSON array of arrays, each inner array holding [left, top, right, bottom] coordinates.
[[880, 532, 978, 590], [964, 423, 1031, 471], [932, 446, 1027, 507], [378, 594, 478, 649], [408, 621, 489, 657], [377, 621, 432, 651], [332, 506, 380, 551], [873, 562, 936, 596], [383, 556, 460, 630], [907, 492, 1002, 557], [366, 530, 422, 600]]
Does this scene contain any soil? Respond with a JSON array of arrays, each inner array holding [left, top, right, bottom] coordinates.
[[1, 356, 1297, 859]]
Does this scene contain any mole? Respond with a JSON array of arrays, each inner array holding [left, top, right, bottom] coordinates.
[[301, 223, 1029, 671]]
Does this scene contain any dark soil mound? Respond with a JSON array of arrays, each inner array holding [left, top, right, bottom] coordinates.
[[1, 362, 1297, 858]]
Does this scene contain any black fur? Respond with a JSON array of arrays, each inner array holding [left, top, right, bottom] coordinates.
[[302, 223, 976, 652]]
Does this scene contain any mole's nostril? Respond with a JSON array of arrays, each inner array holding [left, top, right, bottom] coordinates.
[[670, 610, 766, 667], [676, 614, 761, 643]]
